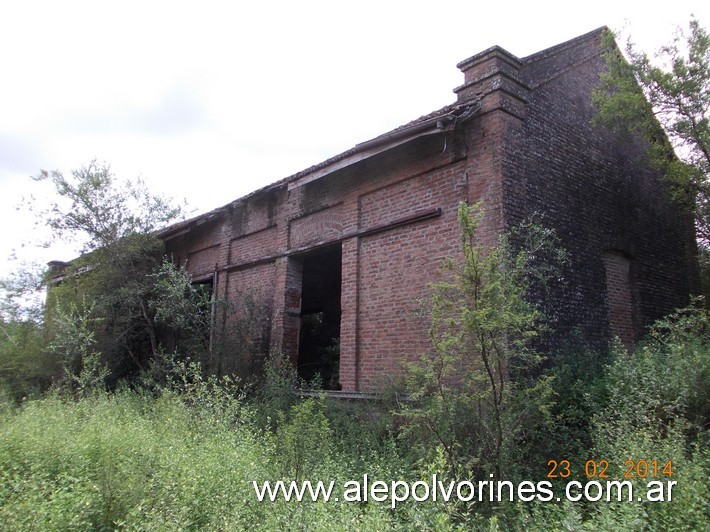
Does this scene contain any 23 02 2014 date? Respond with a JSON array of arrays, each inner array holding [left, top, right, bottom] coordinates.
[[547, 459, 673, 479]]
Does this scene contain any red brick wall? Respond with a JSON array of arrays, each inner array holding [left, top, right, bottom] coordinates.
[[165, 30, 697, 391], [355, 165, 465, 390], [168, 221, 224, 280], [186, 244, 219, 278], [498, 30, 697, 351], [603, 252, 635, 349], [289, 204, 344, 250], [229, 226, 279, 266]]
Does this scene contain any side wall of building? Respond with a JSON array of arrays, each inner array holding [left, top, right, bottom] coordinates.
[[166, 30, 699, 390], [499, 32, 698, 350], [167, 126, 505, 391]]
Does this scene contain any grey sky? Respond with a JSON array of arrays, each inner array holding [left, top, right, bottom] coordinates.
[[1, 0, 708, 275]]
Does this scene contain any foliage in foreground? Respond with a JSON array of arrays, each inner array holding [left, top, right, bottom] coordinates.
[[0, 376, 412, 530], [0, 308, 707, 531], [399, 202, 566, 483], [587, 304, 709, 530]]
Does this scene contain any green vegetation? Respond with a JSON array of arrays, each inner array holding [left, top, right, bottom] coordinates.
[[399, 203, 565, 483], [0, 19, 708, 529], [0, 363, 423, 530], [0, 310, 707, 529], [588, 306, 709, 530], [593, 18, 709, 243], [1, 198, 707, 529]]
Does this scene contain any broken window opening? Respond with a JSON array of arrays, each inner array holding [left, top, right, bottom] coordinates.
[[297, 245, 342, 390], [191, 276, 216, 351]]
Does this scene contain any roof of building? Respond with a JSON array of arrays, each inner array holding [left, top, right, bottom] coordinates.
[[157, 100, 480, 239], [157, 26, 607, 241]]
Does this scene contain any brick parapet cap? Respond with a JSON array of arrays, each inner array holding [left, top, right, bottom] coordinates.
[[47, 260, 70, 272], [454, 46, 530, 112], [456, 46, 524, 85]]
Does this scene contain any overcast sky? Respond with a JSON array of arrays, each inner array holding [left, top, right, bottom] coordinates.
[[1, 0, 708, 275]]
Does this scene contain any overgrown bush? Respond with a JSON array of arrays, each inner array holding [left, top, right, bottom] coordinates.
[[398, 202, 565, 484], [0, 368, 418, 530], [588, 303, 709, 529], [523, 332, 610, 467]]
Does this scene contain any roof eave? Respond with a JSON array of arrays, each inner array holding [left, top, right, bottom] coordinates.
[[158, 100, 481, 241]]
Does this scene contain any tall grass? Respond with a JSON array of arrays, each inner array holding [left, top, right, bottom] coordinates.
[[0, 304, 707, 530], [0, 386, 424, 530]]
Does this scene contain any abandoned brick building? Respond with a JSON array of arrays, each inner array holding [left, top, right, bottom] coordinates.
[[157, 28, 698, 392]]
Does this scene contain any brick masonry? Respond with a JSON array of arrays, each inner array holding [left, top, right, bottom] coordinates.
[[162, 28, 699, 391], [603, 252, 635, 349]]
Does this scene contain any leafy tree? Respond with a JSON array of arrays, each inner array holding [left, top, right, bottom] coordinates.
[[6, 160, 269, 390], [400, 203, 565, 484], [27, 161, 199, 384], [0, 263, 55, 399], [0, 262, 45, 323], [593, 18, 709, 242], [32, 160, 183, 252]]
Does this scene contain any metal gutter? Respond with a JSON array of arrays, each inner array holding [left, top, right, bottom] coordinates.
[[286, 116, 451, 191], [159, 101, 480, 240]]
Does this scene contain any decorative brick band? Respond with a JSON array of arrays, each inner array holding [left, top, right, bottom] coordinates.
[[223, 207, 442, 274]]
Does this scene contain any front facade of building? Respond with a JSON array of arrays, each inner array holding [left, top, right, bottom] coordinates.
[[160, 28, 698, 392]]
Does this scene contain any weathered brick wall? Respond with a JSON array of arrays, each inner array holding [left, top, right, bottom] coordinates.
[[215, 262, 276, 375], [501, 31, 698, 350], [603, 252, 635, 348], [356, 163, 467, 390], [229, 227, 280, 266], [167, 128, 478, 390], [168, 221, 225, 280], [164, 29, 698, 391], [289, 204, 344, 250], [286, 138, 471, 391]]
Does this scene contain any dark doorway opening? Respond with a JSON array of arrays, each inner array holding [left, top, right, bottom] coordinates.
[[298, 245, 342, 390]]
